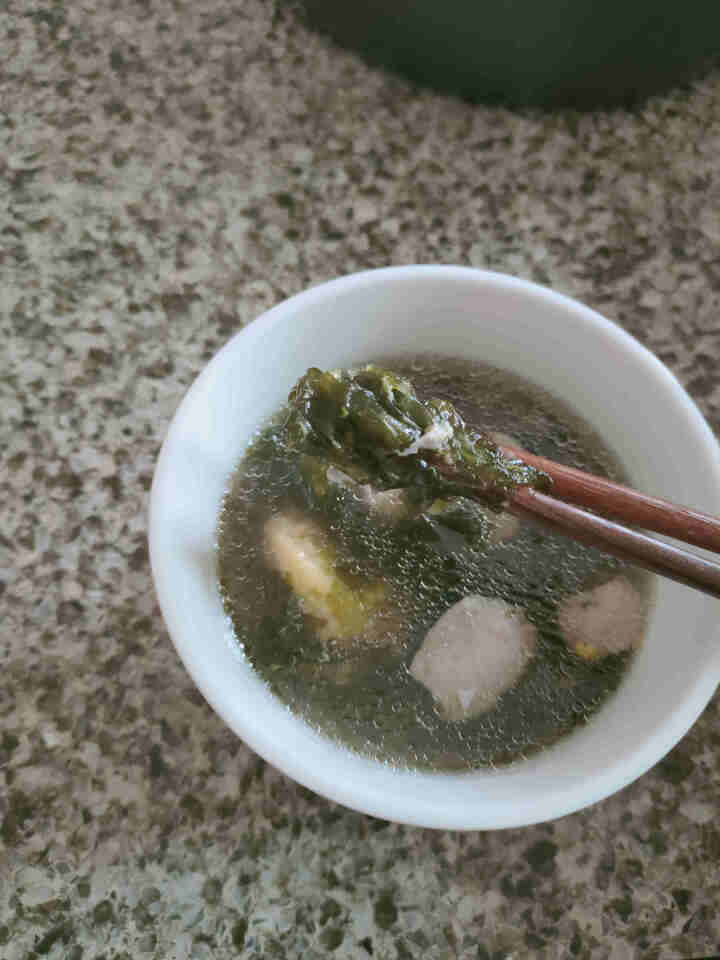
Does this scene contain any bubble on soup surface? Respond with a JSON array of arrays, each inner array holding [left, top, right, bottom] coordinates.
[[558, 576, 645, 660], [409, 595, 537, 722]]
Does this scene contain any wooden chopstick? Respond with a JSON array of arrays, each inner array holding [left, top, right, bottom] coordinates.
[[508, 486, 720, 599], [487, 442, 720, 600], [432, 440, 720, 599], [499, 443, 720, 553]]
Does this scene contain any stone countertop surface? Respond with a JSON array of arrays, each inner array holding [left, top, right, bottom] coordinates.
[[2, 0, 720, 957]]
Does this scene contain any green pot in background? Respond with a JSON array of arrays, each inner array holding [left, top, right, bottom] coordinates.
[[296, 0, 720, 108]]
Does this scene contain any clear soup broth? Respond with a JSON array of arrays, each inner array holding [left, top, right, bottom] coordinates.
[[217, 355, 652, 770]]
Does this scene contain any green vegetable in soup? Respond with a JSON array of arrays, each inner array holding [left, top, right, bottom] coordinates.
[[218, 354, 650, 771], [286, 365, 550, 510]]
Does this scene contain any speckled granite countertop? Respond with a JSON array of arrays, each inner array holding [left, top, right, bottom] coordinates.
[[3, 1, 720, 957]]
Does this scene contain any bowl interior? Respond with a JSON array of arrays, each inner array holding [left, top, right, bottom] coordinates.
[[150, 266, 720, 829]]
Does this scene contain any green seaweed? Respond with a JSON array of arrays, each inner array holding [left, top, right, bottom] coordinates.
[[286, 365, 549, 508]]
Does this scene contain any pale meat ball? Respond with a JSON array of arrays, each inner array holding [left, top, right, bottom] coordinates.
[[410, 596, 537, 722], [264, 511, 385, 645], [559, 576, 645, 660], [265, 512, 336, 600]]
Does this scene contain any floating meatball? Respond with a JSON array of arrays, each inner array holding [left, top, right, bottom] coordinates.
[[410, 596, 537, 722], [559, 576, 645, 660]]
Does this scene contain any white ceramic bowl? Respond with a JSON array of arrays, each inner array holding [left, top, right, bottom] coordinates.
[[149, 266, 720, 830]]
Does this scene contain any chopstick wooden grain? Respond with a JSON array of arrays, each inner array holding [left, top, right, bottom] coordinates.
[[432, 439, 720, 599], [507, 486, 720, 599], [499, 442, 720, 554], [430, 439, 720, 598]]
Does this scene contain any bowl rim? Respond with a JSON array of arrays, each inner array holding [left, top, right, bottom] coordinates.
[[149, 265, 720, 829]]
